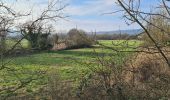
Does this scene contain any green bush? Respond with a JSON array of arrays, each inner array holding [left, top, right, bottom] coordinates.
[[66, 29, 94, 49], [23, 25, 53, 50]]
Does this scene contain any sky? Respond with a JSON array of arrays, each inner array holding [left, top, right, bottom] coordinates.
[[5, 0, 160, 32]]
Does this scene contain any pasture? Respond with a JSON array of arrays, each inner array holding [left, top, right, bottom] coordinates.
[[0, 40, 141, 97]]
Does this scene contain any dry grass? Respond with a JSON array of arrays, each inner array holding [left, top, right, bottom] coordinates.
[[123, 47, 170, 99], [78, 47, 170, 99]]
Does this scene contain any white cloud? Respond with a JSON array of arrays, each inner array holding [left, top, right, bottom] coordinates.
[[56, 0, 137, 32], [65, 0, 116, 16], [2, 0, 140, 32], [4, 0, 64, 25]]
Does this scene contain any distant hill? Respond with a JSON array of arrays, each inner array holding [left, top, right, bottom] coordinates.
[[94, 29, 143, 35]]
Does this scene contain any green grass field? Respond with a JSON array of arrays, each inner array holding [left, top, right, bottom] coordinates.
[[0, 40, 141, 96], [6, 39, 30, 49]]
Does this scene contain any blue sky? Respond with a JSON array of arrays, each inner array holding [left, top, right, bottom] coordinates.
[[6, 0, 161, 32], [57, 0, 159, 32]]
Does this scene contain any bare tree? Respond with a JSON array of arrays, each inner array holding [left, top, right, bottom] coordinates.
[[0, 0, 66, 99], [76, 0, 170, 99], [18, 0, 67, 50]]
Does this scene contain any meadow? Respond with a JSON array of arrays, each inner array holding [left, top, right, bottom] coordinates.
[[0, 40, 141, 97]]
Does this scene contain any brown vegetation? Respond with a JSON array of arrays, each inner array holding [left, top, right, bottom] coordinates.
[[65, 28, 94, 49]]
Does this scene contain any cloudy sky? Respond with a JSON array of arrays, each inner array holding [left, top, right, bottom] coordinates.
[[5, 0, 158, 32]]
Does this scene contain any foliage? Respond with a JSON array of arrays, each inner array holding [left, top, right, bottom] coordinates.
[[141, 11, 170, 46], [0, 0, 66, 98], [52, 34, 59, 44], [76, 42, 170, 99], [95, 33, 137, 40], [22, 25, 52, 50], [66, 29, 94, 49]]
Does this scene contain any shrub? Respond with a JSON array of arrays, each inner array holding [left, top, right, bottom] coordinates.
[[141, 11, 170, 47], [23, 24, 53, 50], [96, 33, 137, 40], [123, 48, 170, 99], [66, 29, 94, 49], [77, 47, 170, 99]]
